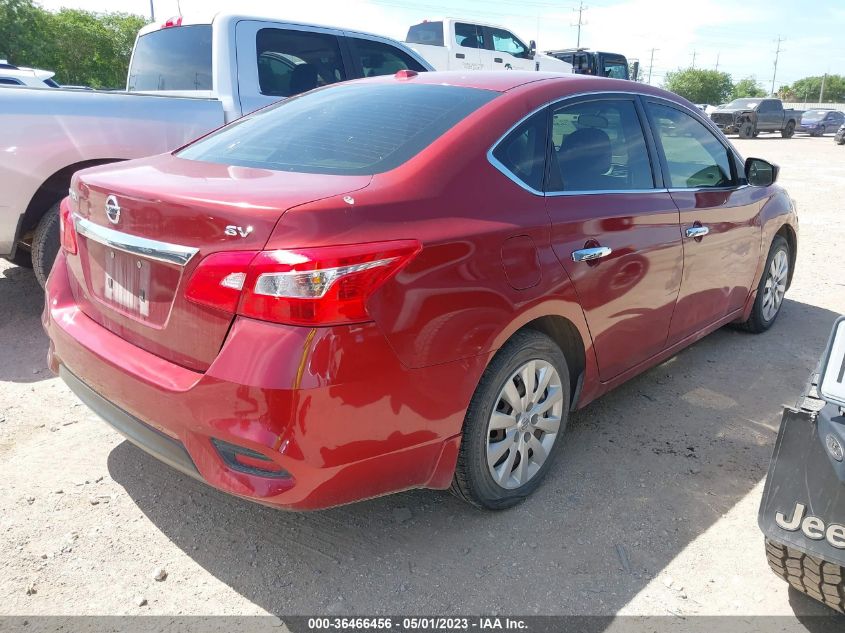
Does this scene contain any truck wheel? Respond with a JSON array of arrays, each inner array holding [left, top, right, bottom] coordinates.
[[31, 203, 61, 289], [782, 121, 795, 138], [736, 235, 789, 333], [450, 330, 570, 510], [738, 121, 755, 139], [766, 538, 845, 613]]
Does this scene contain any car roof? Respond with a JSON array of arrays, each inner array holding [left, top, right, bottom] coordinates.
[[355, 70, 674, 97]]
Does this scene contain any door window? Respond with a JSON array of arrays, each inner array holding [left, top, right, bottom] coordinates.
[[348, 38, 426, 77], [491, 110, 548, 191], [488, 27, 528, 58], [256, 28, 346, 97], [455, 23, 482, 49], [549, 99, 654, 191], [0, 77, 23, 85], [601, 58, 628, 79], [647, 102, 735, 189]]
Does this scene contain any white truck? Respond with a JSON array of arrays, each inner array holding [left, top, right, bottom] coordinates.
[[404, 18, 572, 74], [0, 13, 431, 285]]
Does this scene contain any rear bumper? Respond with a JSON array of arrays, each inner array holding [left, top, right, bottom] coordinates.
[[44, 252, 477, 510]]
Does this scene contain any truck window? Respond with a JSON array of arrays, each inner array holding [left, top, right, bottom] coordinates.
[[573, 53, 592, 73], [551, 99, 654, 191], [488, 27, 528, 58], [177, 83, 497, 175], [0, 78, 23, 85], [256, 28, 346, 98], [405, 22, 444, 47], [601, 58, 628, 79], [127, 25, 212, 91], [347, 38, 426, 77], [455, 23, 482, 49]]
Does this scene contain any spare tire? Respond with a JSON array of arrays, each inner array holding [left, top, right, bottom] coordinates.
[[766, 538, 845, 613]]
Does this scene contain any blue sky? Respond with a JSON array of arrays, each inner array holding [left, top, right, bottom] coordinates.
[[39, 0, 845, 92]]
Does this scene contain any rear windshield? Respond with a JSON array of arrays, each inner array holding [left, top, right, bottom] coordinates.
[[127, 25, 212, 91], [405, 22, 444, 46], [177, 83, 497, 175]]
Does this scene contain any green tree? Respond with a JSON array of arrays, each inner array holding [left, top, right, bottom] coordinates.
[[790, 75, 845, 102], [0, 0, 146, 89], [663, 68, 733, 104], [731, 77, 765, 99]]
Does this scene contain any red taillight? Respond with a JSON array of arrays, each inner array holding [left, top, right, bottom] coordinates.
[[162, 16, 182, 28], [185, 240, 421, 326], [59, 198, 77, 255]]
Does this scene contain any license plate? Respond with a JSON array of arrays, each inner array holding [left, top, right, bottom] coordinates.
[[103, 250, 151, 318]]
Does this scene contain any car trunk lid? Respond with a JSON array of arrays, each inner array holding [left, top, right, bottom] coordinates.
[[67, 155, 371, 371]]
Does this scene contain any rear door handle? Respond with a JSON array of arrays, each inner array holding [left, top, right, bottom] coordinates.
[[571, 246, 612, 262], [685, 225, 710, 239]]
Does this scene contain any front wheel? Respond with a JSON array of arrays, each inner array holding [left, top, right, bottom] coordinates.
[[781, 121, 795, 138], [737, 235, 790, 333], [450, 330, 570, 510]]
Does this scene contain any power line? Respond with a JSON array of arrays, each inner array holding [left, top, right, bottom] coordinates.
[[771, 36, 785, 96]]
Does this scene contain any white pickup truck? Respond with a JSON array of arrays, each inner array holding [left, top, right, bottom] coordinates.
[[0, 13, 430, 285], [404, 18, 572, 74]]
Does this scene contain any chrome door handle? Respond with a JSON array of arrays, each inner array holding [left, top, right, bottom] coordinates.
[[685, 225, 710, 239], [571, 246, 612, 262]]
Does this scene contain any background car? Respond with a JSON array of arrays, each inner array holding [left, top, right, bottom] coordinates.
[[798, 109, 845, 136], [0, 61, 60, 87], [44, 71, 797, 512]]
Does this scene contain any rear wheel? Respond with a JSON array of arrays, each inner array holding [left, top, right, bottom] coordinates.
[[782, 121, 795, 138], [31, 203, 61, 289], [450, 330, 570, 510], [766, 538, 845, 613], [737, 235, 789, 333]]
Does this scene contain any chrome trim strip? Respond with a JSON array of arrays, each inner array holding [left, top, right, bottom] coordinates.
[[486, 88, 737, 196], [73, 215, 199, 266]]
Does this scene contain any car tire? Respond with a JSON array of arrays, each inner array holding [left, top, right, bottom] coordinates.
[[450, 330, 570, 510], [737, 235, 790, 333], [765, 538, 845, 613], [738, 121, 755, 139], [782, 121, 795, 138], [31, 203, 61, 289]]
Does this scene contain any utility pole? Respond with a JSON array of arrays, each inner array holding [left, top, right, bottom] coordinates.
[[149, 0, 155, 21], [572, 1, 587, 48], [819, 73, 827, 102], [647, 48, 657, 84], [690, 50, 697, 69], [715, 52, 720, 72], [771, 36, 785, 96]]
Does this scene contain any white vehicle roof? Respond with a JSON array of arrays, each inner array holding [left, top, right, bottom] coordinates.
[[0, 65, 57, 87]]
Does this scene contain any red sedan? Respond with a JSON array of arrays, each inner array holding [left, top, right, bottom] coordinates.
[[43, 71, 797, 510]]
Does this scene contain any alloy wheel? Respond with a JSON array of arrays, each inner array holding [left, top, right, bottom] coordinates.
[[486, 359, 563, 490], [761, 249, 788, 322]]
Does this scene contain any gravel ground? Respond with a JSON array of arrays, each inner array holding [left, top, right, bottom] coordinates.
[[1, 134, 844, 623]]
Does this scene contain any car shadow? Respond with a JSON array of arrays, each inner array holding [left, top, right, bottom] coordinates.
[[106, 297, 843, 620], [0, 263, 50, 383]]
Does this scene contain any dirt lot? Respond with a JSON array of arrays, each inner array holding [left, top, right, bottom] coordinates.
[[1, 134, 844, 623]]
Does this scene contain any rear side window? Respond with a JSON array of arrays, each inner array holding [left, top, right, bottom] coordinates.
[[0, 77, 23, 85], [256, 28, 346, 97], [348, 38, 426, 77], [455, 23, 482, 49], [128, 25, 212, 91], [405, 22, 443, 46], [491, 110, 548, 192], [177, 83, 497, 175], [647, 102, 735, 189], [550, 99, 654, 191]]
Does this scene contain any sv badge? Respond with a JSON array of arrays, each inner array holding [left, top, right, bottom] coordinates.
[[225, 225, 253, 238]]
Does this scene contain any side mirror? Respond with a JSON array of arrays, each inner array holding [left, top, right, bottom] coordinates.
[[529, 40, 537, 56], [745, 157, 779, 186]]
